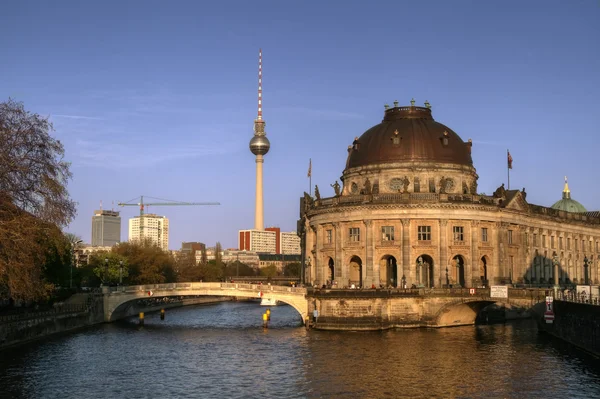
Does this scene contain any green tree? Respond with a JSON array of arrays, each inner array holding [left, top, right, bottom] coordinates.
[[112, 240, 176, 284], [176, 251, 202, 282], [282, 262, 301, 277], [200, 260, 223, 282], [260, 265, 279, 278], [88, 252, 129, 285], [225, 261, 257, 277]]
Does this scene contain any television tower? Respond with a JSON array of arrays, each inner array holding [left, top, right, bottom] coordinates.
[[249, 49, 270, 231]]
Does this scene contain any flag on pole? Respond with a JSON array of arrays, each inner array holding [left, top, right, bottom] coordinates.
[[507, 150, 513, 169], [307, 158, 312, 177]]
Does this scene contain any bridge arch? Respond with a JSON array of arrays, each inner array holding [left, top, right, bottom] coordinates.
[[103, 283, 308, 322]]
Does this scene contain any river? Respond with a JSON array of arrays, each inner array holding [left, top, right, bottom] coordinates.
[[1, 301, 599, 398]]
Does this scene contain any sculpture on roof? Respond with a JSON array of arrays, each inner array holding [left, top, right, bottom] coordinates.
[[493, 183, 506, 199], [314, 185, 321, 201], [330, 181, 341, 197], [402, 176, 410, 193]]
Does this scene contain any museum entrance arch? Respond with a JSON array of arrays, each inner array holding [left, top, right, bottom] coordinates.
[[480, 256, 489, 287], [416, 255, 434, 288], [452, 255, 466, 287], [327, 257, 334, 284], [380, 255, 398, 287], [349, 255, 363, 288]]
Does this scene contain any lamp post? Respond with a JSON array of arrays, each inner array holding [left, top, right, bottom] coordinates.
[[552, 251, 559, 297], [401, 274, 406, 290], [70, 239, 83, 289], [584, 256, 589, 285], [119, 260, 123, 285], [104, 258, 109, 286]]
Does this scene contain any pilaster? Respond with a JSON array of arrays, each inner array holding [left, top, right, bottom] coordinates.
[[401, 219, 411, 284], [364, 219, 374, 287], [334, 222, 343, 284], [439, 220, 448, 287], [470, 220, 479, 287]]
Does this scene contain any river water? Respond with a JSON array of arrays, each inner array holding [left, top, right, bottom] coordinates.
[[1, 301, 599, 399]]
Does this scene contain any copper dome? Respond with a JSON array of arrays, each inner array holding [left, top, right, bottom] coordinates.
[[346, 104, 473, 169]]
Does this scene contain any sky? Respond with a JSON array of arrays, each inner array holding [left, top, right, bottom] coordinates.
[[1, 1, 599, 249]]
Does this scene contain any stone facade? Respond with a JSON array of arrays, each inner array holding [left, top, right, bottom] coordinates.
[[300, 103, 600, 289], [304, 192, 600, 288]]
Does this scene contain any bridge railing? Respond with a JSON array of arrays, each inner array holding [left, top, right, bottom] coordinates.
[[106, 282, 307, 295], [554, 290, 600, 306], [308, 287, 551, 300]]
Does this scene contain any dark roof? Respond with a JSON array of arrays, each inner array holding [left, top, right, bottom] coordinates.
[[346, 105, 473, 169]]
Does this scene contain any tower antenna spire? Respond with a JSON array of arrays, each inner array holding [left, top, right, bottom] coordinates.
[[257, 48, 263, 121], [249, 48, 270, 231]]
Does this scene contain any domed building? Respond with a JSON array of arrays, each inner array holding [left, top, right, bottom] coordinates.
[[300, 101, 600, 289], [551, 178, 587, 213]]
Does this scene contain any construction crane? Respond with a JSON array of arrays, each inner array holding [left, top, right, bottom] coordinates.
[[118, 195, 220, 237]]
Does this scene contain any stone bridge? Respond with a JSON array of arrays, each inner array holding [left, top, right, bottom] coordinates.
[[103, 283, 551, 329], [102, 282, 308, 322]]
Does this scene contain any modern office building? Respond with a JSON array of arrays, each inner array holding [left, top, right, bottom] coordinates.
[[91, 210, 121, 247], [128, 214, 169, 251], [238, 228, 301, 254]]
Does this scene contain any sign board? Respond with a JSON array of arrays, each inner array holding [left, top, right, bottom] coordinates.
[[469, 288, 476, 295], [490, 285, 508, 298], [546, 296, 554, 303], [544, 311, 554, 324]]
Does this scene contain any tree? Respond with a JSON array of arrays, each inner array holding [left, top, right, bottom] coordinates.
[[282, 262, 301, 277], [87, 252, 129, 285], [200, 246, 207, 266], [112, 239, 176, 285], [176, 251, 202, 282], [260, 265, 279, 278], [0, 99, 77, 301], [225, 261, 256, 277]]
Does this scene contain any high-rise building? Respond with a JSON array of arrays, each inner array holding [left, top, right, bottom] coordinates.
[[91, 210, 121, 247], [239, 229, 276, 253], [281, 231, 301, 254], [128, 214, 169, 250], [238, 228, 301, 254], [249, 49, 270, 231]]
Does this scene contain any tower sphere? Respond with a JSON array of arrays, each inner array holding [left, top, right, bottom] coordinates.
[[250, 135, 270, 155]]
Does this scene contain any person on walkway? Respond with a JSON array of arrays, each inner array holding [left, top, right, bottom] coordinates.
[[312, 309, 319, 324]]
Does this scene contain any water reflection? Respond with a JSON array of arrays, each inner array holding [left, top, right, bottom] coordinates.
[[1, 302, 599, 399]]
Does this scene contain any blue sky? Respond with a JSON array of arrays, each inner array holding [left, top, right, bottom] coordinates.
[[2, 1, 599, 249]]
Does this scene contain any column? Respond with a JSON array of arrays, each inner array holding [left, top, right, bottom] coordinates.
[[364, 219, 374, 287], [310, 225, 318, 286], [470, 220, 479, 288], [493, 222, 503, 284], [334, 222, 343, 284], [439, 220, 448, 287], [401, 219, 411, 285]]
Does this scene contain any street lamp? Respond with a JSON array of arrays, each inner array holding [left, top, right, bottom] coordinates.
[[401, 274, 406, 289], [104, 258, 109, 286], [119, 260, 123, 285], [584, 255, 589, 285], [70, 239, 83, 289], [552, 252, 560, 286]]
